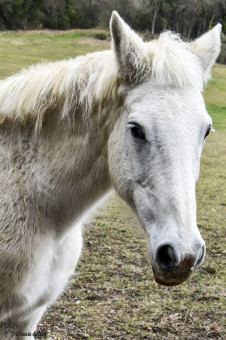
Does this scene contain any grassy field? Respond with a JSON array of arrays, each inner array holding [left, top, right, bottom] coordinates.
[[0, 30, 225, 340], [0, 29, 110, 78]]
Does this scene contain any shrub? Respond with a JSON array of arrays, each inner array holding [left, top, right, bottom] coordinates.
[[218, 33, 226, 64], [94, 32, 107, 40]]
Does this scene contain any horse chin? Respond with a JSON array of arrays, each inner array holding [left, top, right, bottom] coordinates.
[[152, 266, 192, 287], [153, 273, 189, 286]]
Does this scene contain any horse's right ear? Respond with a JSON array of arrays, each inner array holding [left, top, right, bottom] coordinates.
[[110, 11, 149, 84], [188, 24, 222, 83]]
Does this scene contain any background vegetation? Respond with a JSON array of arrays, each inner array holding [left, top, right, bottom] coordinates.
[[0, 0, 225, 33], [0, 26, 225, 340], [0, 1, 226, 63]]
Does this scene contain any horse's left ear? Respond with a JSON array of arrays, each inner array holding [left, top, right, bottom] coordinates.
[[188, 24, 222, 83], [110, 11, 149, 84]]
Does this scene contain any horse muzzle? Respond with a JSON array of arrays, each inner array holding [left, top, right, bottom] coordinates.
[[151, 242, 205, 286]]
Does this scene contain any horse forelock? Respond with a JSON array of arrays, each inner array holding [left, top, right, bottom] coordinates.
[[0, 32, 203, 131], [146, 31, 203, 91]]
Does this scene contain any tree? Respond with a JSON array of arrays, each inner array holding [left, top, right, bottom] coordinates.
[[0, 0, 225, 35]]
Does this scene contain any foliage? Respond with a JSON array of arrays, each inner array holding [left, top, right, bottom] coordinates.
[[0, 0, 225, 60], [0, 0, 44, 30], [94, 32, 108, 40], [219, 33, 226, 64], [0, 0, 225, 38], [0, 0, 99, 30]]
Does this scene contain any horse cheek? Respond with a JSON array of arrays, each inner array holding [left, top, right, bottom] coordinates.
[[108, 127, 133, 203]]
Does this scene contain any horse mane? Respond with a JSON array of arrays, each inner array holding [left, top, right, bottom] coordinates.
[[146, 31, 203, 90], [0, 50, 120, 131], [0, 31, 203, 131]]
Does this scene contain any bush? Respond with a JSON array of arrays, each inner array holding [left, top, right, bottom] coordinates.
[[133, 9, 151, 32], [77, 5, 98, 29], [94, 32, 107, 40], [218, 33, 226, 64]]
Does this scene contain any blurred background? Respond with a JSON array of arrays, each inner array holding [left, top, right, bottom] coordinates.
[[0, 0, 225, 63]]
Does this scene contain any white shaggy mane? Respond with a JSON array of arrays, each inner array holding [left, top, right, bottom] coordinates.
[[147, 32, 203, 90], [0, 51, 120, 130], [0, 31, 203, 129]]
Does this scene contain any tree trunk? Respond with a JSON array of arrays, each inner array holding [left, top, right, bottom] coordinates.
[[151, 1, 160, 35]]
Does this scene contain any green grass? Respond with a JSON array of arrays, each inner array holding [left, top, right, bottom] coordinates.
[[204, 64, 226, 130], [0, 30, 225, 340], [0, 29, 110, 78]]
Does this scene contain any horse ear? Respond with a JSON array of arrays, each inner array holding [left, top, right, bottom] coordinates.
[[110, 11, 149, 84], [188, 24, 222, 83]]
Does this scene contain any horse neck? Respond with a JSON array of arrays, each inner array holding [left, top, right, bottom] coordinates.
[[24, 100, 123, 232]]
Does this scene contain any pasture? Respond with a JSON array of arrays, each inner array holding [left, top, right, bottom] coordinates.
[[0, 30, 225, 340]]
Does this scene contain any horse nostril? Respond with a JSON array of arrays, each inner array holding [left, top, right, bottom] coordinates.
[[156, 244, 178, 270], [196, 244, 205, 267]]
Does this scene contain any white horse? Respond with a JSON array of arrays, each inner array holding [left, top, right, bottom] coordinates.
[[0, 11, 221, 339]]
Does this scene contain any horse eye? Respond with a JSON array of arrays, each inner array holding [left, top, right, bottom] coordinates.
[[129, 123, 145, 140], [204, 125, 212, 139]]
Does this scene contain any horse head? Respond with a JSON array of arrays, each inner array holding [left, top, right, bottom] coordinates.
[[108, 12, 221, 286]]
